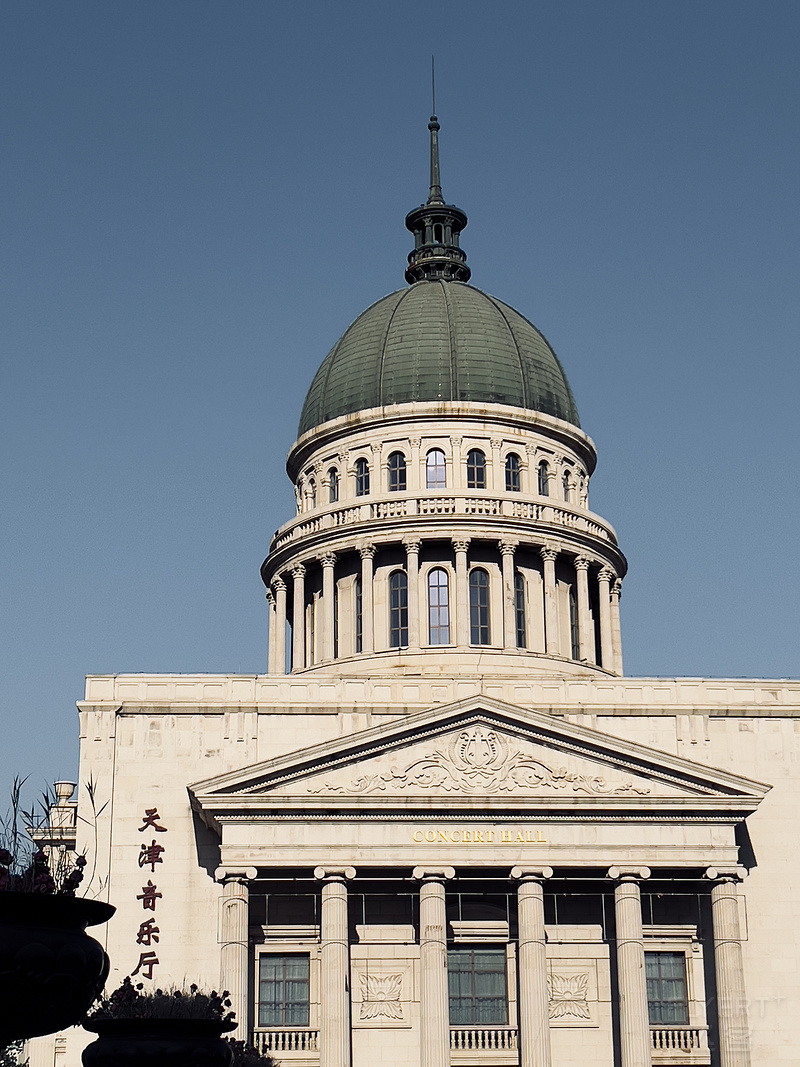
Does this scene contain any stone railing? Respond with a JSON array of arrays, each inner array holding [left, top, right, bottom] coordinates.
[[651, 1025, 710, 1055], [253, 1029, 319, 1053], [450, 1027, 518, 1050], [271, 492, 616, 551]]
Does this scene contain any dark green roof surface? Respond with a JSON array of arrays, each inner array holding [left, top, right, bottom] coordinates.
[[298, 280, 580, 436]]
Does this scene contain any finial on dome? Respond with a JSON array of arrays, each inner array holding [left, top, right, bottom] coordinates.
[[404, 73, 470, 285]]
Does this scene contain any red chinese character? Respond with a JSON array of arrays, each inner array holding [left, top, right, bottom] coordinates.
[[138, 840, 165, 872], [131, 951, 159, 979], [136, 918, 160, 946], [138, 808, 167, 833], [136, 880, 162, 911]]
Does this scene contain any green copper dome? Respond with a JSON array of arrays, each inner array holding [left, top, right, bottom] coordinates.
[[298, 280, 580, 436]]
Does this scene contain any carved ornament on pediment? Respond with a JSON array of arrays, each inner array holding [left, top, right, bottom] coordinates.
[[307, 727, 650, 797]]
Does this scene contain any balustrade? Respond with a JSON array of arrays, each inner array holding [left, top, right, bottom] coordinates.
[[450, 1028, 518, 1050], [254, 1029, 319, 1052], [650, 1026, 709, 1051]]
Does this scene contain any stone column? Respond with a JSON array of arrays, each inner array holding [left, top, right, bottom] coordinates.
[[409, 437, 422, 493], [608, 866, 651, 1067], [216, 866, 257, 1040], [499, 539, 518, 650], [611, 579, 624, 675], [413, 866, 455, 1067], [574, 557, 594, 663], [314, 866, 356, 1067], [319, 553, 337, 662], [266, 588, 276, 672], [540, 546, 560, 656], [404, 537, 421, 650], [450, 436, 463, 490], [291, 564, 306, 671], [452, 538, 471, 647], [490, 437, 502, 492], [358, 543, 376, 654], [511, 866, 553, 1067], [271, 577, 286, 674], [597, 568, 615, 673], [705, 867, 751, 1067]]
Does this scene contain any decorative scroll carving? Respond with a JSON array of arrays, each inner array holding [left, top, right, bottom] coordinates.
[[310, 727, 649, 796], [548, 972, 590, 1019], [359, 973, 403, 1020]]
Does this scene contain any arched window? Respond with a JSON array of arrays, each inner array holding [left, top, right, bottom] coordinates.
[[505, 453, 521, 493], [308, 479, 316, 508], [388, 451, 407, 492], [328, 468, 339, 504], [537, 460, 549, 497], [562, 469, 571, 502], [469, 568, 490, 645], [426, 448, 447, 489], [388, 571, 408, 648], [514, 572, 526, 649], [568, 586, 580, 660], [355, 457, 370, 497], [355, 577, 363, 653], [466, 449, 486, 490], [428, 568, 450, 645]]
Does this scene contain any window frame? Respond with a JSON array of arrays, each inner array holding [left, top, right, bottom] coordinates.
[[328, 467, 339, 504], [354, 457, 370, 497], [514, 571, 526, 649], [256, 952, 311, 1028], [427, 567, 451, 645], [469, 568, 491, 646], [387, 451, 407, 492], [426, 448, 447, 490], [447, 946, 509, 1026], [466, 449, 486, 490], [388, 569, 409, 648], [537, 460, 549, 497], [645, 951, 690, 1026], [504, 452, 521, 493]]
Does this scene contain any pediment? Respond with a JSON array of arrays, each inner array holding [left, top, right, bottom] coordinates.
[[190, 696, 769, 820]]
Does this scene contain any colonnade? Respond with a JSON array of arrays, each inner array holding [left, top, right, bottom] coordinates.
[[266, 537, 623, 675], [217, 865, 750, 1067]]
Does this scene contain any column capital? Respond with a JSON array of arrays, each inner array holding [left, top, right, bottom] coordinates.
[[403, 536, 422, 553], [612, 578, 623, 598], [539, 544, 558, 563], [265, 588, 275, 606], [608, 865, 650, 881], [705, 866, 748, 883], [490, 437, 503, 450], [272, 575, 286, 593], [598, 567, 615, 583], [358, 542, 377, 561], [510, 865, 553, 881], [314, 865, 356, 882], [451, 537, 471, 553], [498, 538, 519, 556], [413, 865, 455, 882], [291, 562, 307, 580], [409, 436, 422, 449], [574, 556, 591, 572], [449, 435, 463, 448], [215, 866, 258, 883], [318, 552, 338, 568]]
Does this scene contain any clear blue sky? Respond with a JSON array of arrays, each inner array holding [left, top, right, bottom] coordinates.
[[2, 1, 799, 793]]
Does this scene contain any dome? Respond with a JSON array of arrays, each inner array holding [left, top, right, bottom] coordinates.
[[298, 280, 580, 437]]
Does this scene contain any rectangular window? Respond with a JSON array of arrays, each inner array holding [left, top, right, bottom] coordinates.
[[645, 952, 689, 1025], [448, 947, 508, 1025], [258, 954, 310, 1027]]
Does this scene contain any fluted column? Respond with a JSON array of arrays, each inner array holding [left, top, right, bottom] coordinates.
[[319, 553, 337, 662], [404, 537, 421, 650], [266, 588, 277, 672], [540, 546, 560, 655], [512, 866, 553, 1067], [358, 543, 376, 653], [499, 539, 518, 650], [597, 568, 615, 673], [611, 579, 624, 675], [452, 538, 470, 647], [489, 437, 502, 491], [315, 866, 356, 1067], [705, 867, 751, 1067], [608, 866, 651, 1067], [574, 557, 594, 663], [409, 437, 422, 493], [414, 866, 455, 1067], [450, 436, 463, 490], [291, 563, 306, 671], [271, 577, 286, 674], [216, 866, 257, 1040]]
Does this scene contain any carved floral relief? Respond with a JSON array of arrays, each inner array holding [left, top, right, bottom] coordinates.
[[308, 727, 649, 797], [359, 973, 403, 1020], [547, 972, 591, 1019]]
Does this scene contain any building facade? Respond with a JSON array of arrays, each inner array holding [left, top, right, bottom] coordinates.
[[34, 117, 800, 1067]]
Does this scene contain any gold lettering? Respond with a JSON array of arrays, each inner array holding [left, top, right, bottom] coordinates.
[[537, 830, 546, 843], [463, 830, 471, 843], [474, 830, 484, 843], [424, 830, 436, 843], [451, 830, 461, 843], [412, 830, 423, 842], [500, 830, 512, 843], [438, 830, 449, 842], [516, 832, 525, 842], [486, 831, 494, 842]]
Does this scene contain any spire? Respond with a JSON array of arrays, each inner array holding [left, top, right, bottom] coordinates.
[[404, 92, 470, 285]]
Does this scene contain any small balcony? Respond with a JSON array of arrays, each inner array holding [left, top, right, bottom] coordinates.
[[450, 1027, 519, 1065], [651, 1025, 710, 1065], [253, 1029, 319, 1066]]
